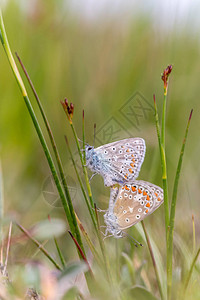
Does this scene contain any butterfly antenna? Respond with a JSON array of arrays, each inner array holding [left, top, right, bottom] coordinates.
[[123, 232, 143, 247], [77, 137, 83, 143], [93, 123, 96, 147]]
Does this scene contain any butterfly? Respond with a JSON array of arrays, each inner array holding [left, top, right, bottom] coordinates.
[[85, 138, 146, 187], [103, 180, 163, 238]]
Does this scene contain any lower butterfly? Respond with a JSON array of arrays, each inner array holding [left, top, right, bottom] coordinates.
[[103, 180, 163, 239]]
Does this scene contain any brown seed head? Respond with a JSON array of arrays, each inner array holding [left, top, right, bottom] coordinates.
[[61, 98, 74, 123], [161, 65, 173, 90]]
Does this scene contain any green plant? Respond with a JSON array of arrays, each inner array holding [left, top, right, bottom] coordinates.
[[0, 7, 199, 300]]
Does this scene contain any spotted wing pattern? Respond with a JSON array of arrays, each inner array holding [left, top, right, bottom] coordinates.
[[95, 138, 146, 186], [113, 180, 163, 229]]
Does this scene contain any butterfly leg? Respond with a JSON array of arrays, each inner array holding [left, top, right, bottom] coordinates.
[[108, 185, 119, 211], [89, 172, 98, 183]]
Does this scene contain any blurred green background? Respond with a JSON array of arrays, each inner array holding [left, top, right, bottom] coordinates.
[[0, 0, 200, 265]]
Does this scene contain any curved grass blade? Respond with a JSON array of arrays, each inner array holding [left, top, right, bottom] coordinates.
[[153, 94, 169, 237], [141, 221, 164, 300], [167, 109, 193, 298], [16, 222, 62, 271], [15, 52, 84, 254], [0, 10, 74, 235]]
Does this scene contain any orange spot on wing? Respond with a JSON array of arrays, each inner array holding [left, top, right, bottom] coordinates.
[[157, 198, 161, 201], [143, 191, 147, 196], [128, 168, 133, 173], [130, 163, 135, 168], [146, 195, 150, 201], [145, 209, 149, 213], [146, 202, 150, 208], [126, 149, 130, 152], [124, 176, 127, 180], [132, 186, 136, 192], [131, 154, 134, 157], [125, 185, 129, 190], [155, 192, 158, 197], [138, 189, 142, 194]]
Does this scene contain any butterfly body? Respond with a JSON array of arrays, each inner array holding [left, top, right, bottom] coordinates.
[[85, 138, 146, 186], [104, 180, 164, 238]]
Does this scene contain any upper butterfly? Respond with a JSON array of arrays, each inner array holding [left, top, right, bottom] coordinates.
[[85, 138, 146, 186]]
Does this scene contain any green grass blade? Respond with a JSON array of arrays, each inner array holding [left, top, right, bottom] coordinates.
[[15, 53, 84, 256], [94, 204, 112, 284], [141, 221, 164, 300], [135, 222, 166, 297], [0, 160, 4, 262], [71, 121, 95, 209], [54, 237, 66, 268], [61, 102, 95, 211], [167, 109, 193, 298], [153, 95, 169, 237], [16, 222, 62, 271], [184, 246, 200, 294], [65, 136, 97, 231], [75, 213, 103, 266], [0, 10, 77, 239]]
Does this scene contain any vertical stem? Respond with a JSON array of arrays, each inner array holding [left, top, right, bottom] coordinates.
[[192, 214, 196, 255], [142, 221, 164, 300], [16, 222, 62, 270], [54, 237, 66, 268], [70, 123, 94, 209], [184, 247, 200, 295], [167, 110, 193, 299], [161, 94, 167, 148], [94, 204, 112, 284], [15, 53, 84, 255], [0, 161, 4, 264], [3, 222, 12, 275], [153, 96, 169, 237]]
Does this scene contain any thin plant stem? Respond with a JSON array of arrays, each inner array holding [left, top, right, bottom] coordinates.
[[141, 221, 164, 300], [71, 122, 95, 210], [54, 237, 66, 268], [167, 109, 193, 299], [0, 11, 26, 96], [16, 222, 62, 271], [3, 222, 12, 275], [65, 136, 97, 231], [183, 246, 200, 294], [75, 213, 103, 267], [94, 204, 112, 284], [161, 93, 167, 148], [68, 231, 93, 277], [192, 214, 196, 255], [153, 95, 169, 237], [115, 239, 120, 282], [0, 161, 4, 264], [15, 52, 84, 254], [0, 11, 77, 241]]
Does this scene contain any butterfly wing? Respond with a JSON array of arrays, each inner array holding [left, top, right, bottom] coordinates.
[[113, 180, 163, 229], [95, 138, 146, 186]]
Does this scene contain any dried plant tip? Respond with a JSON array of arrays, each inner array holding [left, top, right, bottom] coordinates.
[[61, 98, 74, 123], [161, 65, 173, 93], [153, 94, 156, 104], [189, 109, 193, 121]]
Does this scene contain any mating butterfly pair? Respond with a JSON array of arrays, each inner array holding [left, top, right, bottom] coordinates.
[[85, 138, 163, 239]]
